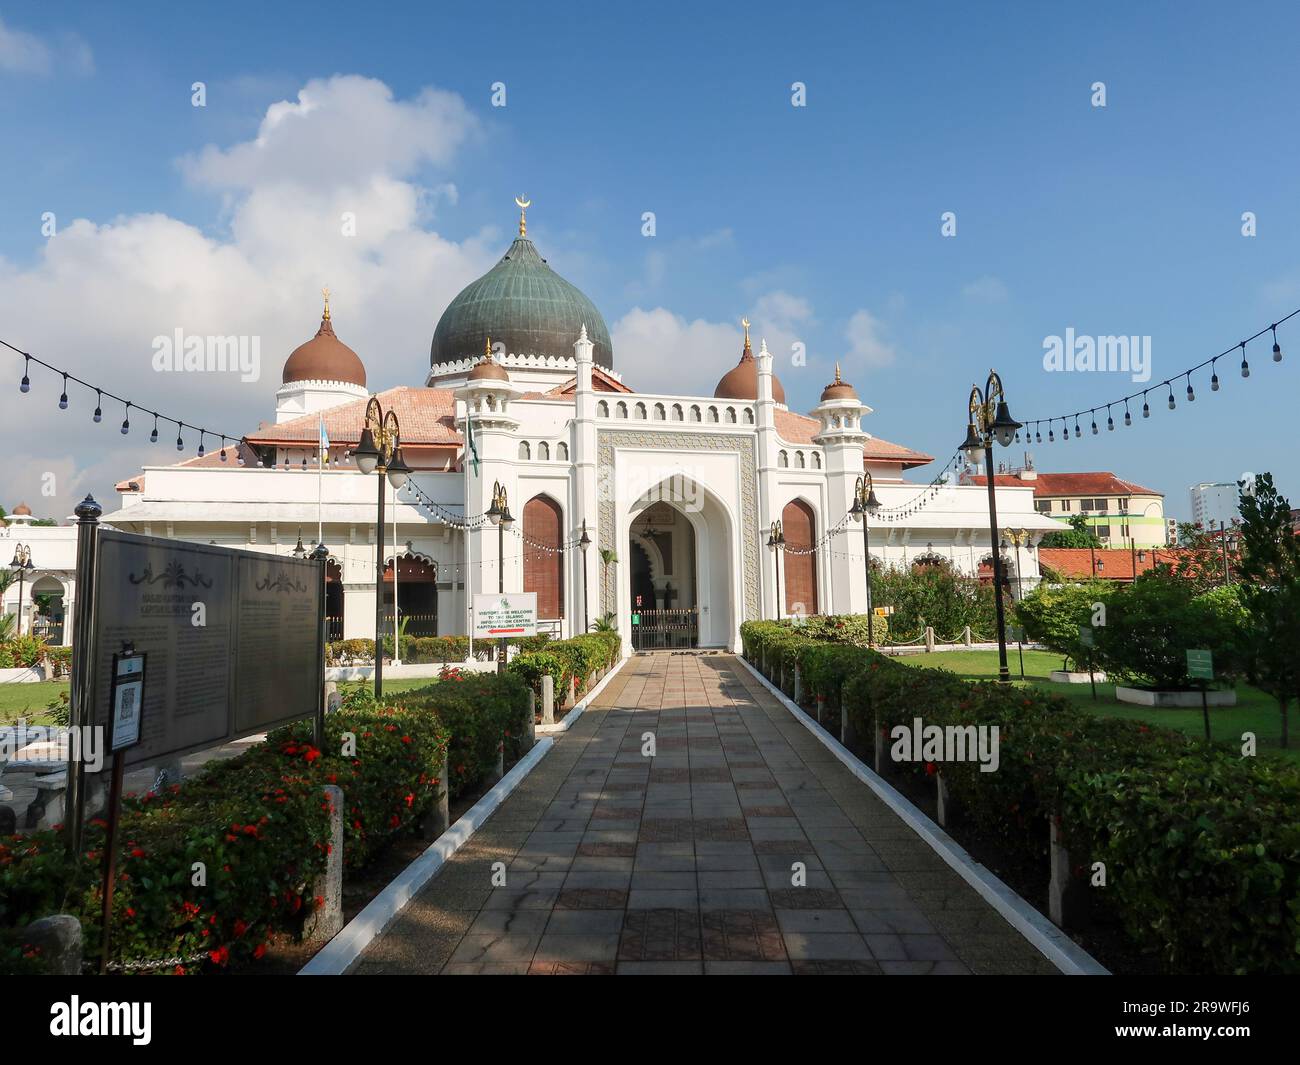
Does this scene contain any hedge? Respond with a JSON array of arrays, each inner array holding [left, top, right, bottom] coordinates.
[[327, 633, 556, 667], [740, 619, 1300, 974], [0, 672, 539, 974], [509, 631, 621, 711]]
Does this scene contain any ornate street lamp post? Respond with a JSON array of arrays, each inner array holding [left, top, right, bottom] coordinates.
[[960, 370, 1022, 683], [486, 481, 515, 674], [351, 396, 410, 698], [578, 521, 592, 633], [849, 474, 882, 645], [1003, 528, 1033, 600], [767, 520, 785, 619], [9, 544, 33, 636]]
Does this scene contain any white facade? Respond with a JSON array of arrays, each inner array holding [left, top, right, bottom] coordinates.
[[1189, 482, 1240, 530]]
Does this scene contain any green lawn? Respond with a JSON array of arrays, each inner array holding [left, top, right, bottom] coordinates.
[[0, 679, 68, 725], [902, 648, 1299, 764]]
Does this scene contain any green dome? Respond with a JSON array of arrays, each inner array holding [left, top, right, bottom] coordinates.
[[430, 237, 613, 371]]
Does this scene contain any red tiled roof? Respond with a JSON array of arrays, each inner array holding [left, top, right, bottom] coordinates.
[[114, 440, 262, 493], [969, 471, 1163, 497], [245, 386, 460, 446], [1037, 546, 1201, 581], [544, 367, 634, 396], [773, 410, 934, 468]]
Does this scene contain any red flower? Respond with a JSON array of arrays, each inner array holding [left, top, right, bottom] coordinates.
[[233, 919, 248, 937], [130, 848, 145, 859], [209, 946, 230, 966], [253, 943, 267, 960]]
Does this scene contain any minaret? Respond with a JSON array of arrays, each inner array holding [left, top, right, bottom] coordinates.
[[572, 324, 599, 635], [754, 333, 780, 617], [813, 363, 872, 615]]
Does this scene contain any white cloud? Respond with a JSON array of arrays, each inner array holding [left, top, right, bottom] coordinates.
[[962, 275, 1009, 304], [844, 309, 898, 369], [0, 16, 93, 76], [0, 75, 492, 518]]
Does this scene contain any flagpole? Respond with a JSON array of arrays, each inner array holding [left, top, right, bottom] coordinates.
[[317, 415, 326, 547], [392, 478, 400, 665]]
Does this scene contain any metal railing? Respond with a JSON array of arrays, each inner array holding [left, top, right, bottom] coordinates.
[[631, 607, 699, 651]]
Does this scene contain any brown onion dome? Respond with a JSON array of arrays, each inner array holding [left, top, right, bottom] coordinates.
[[467, 338, 510, 382], [282, 297, 366, 387], [714, 325, 786, 404], [819, 363, 859, 402], [11, 501, 32, 516]]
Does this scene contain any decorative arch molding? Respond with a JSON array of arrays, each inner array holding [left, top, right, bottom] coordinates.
[[781, 497, 819, 616], [596, 429, 758, 621], [523, 493, 565, 619]]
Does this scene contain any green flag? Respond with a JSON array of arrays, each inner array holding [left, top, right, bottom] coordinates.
[[466, 413, 479, 475]]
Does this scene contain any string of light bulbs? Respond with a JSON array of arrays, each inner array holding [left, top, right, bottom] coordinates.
[[5, 336, 249, 461], [1017, 307, 1295, 444]]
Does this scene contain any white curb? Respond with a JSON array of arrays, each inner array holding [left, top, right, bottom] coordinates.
[[536, 656, 627, 735], [738, 656, 1109, 977], [299, 736, 556, 975]]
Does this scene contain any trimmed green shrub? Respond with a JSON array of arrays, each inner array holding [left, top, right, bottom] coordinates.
[[1014, 579, 1113, 670]]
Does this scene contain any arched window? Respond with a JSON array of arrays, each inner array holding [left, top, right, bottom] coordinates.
[[518, 441, 531, 460], [523, 495, 564, 619], [707, 406, 719, 423], [653, 403, 666, 421], [778, 450, 789, 468], [689, 405, 702, 422], [671, 404, 684, 421], [616, 402, 628, 419], [726, 407, 737, 423], [812, 452, 822, 469], [782, 499, 819, 616], [597, 400, 609, 418], [744, 408, 755, 424], [795, 451, 806, 469], [538, 441, 550, 461], [634, 402, 647, 419], [556, 441, 569, 461]]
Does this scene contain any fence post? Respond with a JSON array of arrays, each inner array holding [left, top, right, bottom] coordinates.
[[925, 626, 936, 652], [422, 746, 450, 839], [840, 699, 856, 751], [963, 625, 972, 647], [66, 495, 102, 859], [490, 735, 505, 784], [541, 675, 555, 725], [936, 772, 955, 827], [1048, 815, 1090, 930], [792, 664, 803, 704], [304, 785, 344, 945]]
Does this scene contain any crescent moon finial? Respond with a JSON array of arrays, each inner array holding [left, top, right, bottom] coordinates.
[[515, 196, 531, 236], [741, 318, 751, 353], [321, 285, 331, 321]]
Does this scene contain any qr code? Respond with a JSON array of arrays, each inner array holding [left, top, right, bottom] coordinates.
[[119, 687, 137, 719]]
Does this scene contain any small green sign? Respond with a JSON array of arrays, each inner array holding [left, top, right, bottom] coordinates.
[[631, 613, 641, 625], [1078, 625, 1094, 648], [1008, 624, 1025, 643], [1186, 648, 1214, 680]]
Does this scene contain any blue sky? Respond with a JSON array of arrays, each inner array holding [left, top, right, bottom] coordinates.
[[1, 0, 1296, 518]]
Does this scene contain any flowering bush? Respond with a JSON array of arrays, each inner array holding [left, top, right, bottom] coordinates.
[[509, 631, 620, 710], [1, 697, 449, 975], [0, 634, 48, 669]]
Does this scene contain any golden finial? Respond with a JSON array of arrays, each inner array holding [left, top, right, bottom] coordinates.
[[484, 336, 493, 361], [515, 196, 531, 237], [742, 317, 751, 354], [834, 362, 842, 384], [321, 286, 331, 321]]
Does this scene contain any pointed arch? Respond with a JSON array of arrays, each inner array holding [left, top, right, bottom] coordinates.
[[782, 498, 818, 616], [524, 493, 565, 619]]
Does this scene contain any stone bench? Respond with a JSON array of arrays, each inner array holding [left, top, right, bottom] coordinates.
[[24, 769, 107, 832]]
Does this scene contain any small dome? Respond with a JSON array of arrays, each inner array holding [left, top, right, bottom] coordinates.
[[11, 501, 32, 516], [467, 340, 510, 383], [820, 363, 859, 402], [283, 302, 366, 387], [714, 329, 786, 404]]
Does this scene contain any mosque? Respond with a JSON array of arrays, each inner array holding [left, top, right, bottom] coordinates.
[[99, 203, 1058, 654]]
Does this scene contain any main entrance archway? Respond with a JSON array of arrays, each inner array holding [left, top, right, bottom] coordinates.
[[623, 477, 734, 651]]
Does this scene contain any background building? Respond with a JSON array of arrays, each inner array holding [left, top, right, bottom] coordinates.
[[1189, 482, 1242, 531]]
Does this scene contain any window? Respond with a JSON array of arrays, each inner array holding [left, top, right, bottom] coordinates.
[[556, 442, 568, 461], [596, 400, 609, 418], [1035, 499, 1052, 513], [671, 404, 683, 421], [812, 453, 822, 469], [616, 402, 628, 419], [653, 403, 666, 421], [538, 441, 550, 461], [726, 407, 737, 423], [689, 405, 701, 422], [518, 441, 531, 460], [1098, 525, 1112, 540], [707, 406, 719, 423], [778, 450, 789, 468], [795, 451, 806, 468], [1059, 499, 1071, 512], [634, 402, 647, 419]]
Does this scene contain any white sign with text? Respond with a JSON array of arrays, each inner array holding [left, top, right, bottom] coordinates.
[[473, 592, 538, 638]]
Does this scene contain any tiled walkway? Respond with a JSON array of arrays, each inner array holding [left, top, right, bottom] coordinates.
[[351, 653, 1057, 975]]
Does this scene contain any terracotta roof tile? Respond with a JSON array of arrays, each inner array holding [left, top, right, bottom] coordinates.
[[969, 471, 1163, 497], [245, 386, 460, 446], [1038, 546, 1202, 581], [773, 410, 933, 467]]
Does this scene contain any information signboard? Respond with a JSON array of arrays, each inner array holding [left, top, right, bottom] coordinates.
[[1186, 648, 1214, 680], [89, 530, 322, 768], [473, 592, 538, 639]]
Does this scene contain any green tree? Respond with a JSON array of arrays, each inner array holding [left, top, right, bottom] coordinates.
[[1014, 579, 1113, 670], [1235, 473, 1300, 748], [1037, 513, 1102, 548]]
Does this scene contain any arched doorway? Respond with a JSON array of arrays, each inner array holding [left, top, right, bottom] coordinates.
[[622, 474, 736, 650], [28, 575, 66, 644], [383, 553, 438, 637], [782, 499, 818, 617], [523, 494, 564, 623], [325, 560, 343, 640]]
